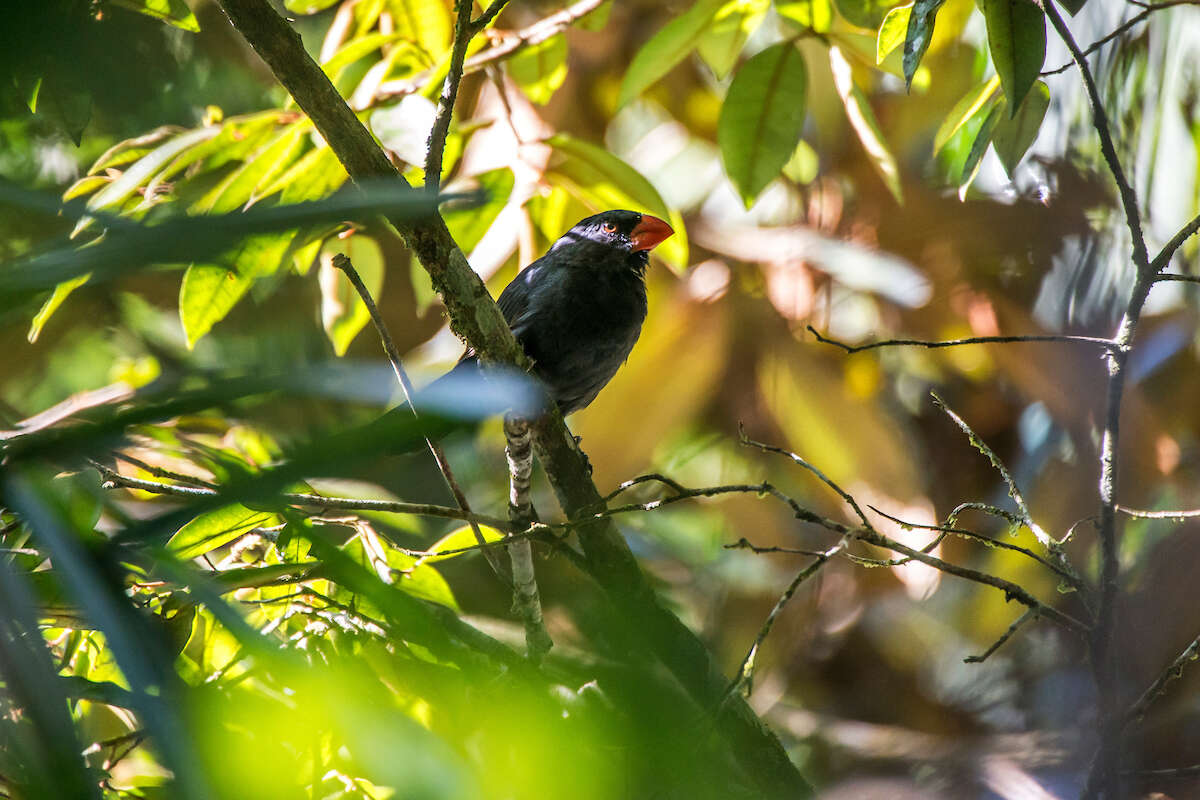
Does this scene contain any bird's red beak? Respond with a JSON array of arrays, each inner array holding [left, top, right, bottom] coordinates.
[[629, 214, 674, 252]]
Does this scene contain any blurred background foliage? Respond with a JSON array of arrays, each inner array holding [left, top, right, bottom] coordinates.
[[2, 0, 1200, 797]]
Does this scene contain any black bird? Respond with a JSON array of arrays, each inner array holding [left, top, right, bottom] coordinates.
[[439, 209, 674, 416]]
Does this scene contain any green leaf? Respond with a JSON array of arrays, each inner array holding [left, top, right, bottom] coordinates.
[[962, 98, 1006, 187], [544, 134, 689, 271], [876, 3, 912, 63], [617, 0, 726, 108], [191, 126, 307, 214], [87, 126, 180, 175], [992, 79, 1049, 176], [903, 0, 945, 91], [321, 33, 406, 75], [62, 175, 109, 201], [1059, 0, 1087, 13], [717, 41, 808, 208], [266, 145, 350, 203], [168, 505, 278, 560], [508, 35, 568, 104], [444, 168, 516, 253], [422, 525, 506, 562], [75, 127, 219, 235], [388, 0, 453, 62], [697, 0, 771, 79], [284, 0, 340, 13], [833, 0, 896, 29], [933, 74, 1001, 154], [984, 0, 1046, 114], [782, 139, 819, 184], [28, 273, 90, 343], [319, 236, 385, 356], [109, 0, 200, 31], [829, 46, 902, 204], [777, 0, 832, 33], [179, 265, 253, 348]]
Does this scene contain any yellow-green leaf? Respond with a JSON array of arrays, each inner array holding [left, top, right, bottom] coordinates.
[[697, 0, 771, 79], [168, 505, 277, 560], [933, 74, 1001, 154], [28, 273, 90, 343], [422, 525, 506, 562], [509, 34, 568, 104], [776, 0, 832, 34], [109, 0, 200, 32], [319, 236, 385, 356], [617, 0, 725, 108], [180, 264, 253, 348], [992, 79, 1049, 176], [191, 126, 307, 214], [544, 134, 689, 271], [717, 41, 808, 208], [876, 3, 912, 63]]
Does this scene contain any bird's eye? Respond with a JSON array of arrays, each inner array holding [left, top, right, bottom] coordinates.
[[602, 222, 617, 233]]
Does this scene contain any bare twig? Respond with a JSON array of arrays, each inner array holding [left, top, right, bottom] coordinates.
[[1116, 505, 1200, 519], [1150, 211, 1200, 270], [471, 0, 511, 33], [604, 473, 689, 501], [331, 253, 510, 581], [111, 451, 217, 489], [726, 539, 848, 699], [964, 609, 1036, 664], [807, 325, 1120, 353], [725, 538, 829, 558], [424, 0, 476, 193], [1153, 273, 1200, 284], [1124, 633, 1200, 725], [1041, 1, 1200, 77]]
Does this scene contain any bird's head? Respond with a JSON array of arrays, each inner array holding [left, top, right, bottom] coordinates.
[[549, 210, 674, 267]]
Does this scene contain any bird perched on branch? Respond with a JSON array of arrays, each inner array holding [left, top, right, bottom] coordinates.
[[436, 209, 674, 416]]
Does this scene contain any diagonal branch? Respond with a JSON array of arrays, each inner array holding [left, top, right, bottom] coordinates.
[[424, 0, 477, 193]]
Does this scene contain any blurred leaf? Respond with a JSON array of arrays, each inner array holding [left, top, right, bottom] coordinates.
[[167, 504, 278, 560], [993, 79, 1049, 176], [109, 0, 200, 32], [577, 0, 613, 30], [443, 168, 516, 253], [961, 98, 1005, 188], [388, 0, 453, 61], [782, 139, 819, 184], [423, 524, 506, 562], [284, 0, 340, 13], [267, 145, 350, 203], [934, 74, 1001, 154], [777, 0, 833, 33], [322, 32, 404, 75], [509, 34, 568, 104], [617, 0, 725, 108], [833, 0, 897, 29], [191, 125, 307, 214], [903, 0, 945, 91], [697, 0, 771, 79], [717, 41, 808, 208], [1060, 0, 1087, 13], [63, 174, 108, 201], [87, 126, 179, 175], [28, 273, 89, 343], [983, 0, 1046, 114], [370, 94, 437, 166], [319, 235, 385, 356], [544, 134, 689, 271], [876, 2, 912, 62], [179, 265, 253, 348], [829, 46, 902, 204]]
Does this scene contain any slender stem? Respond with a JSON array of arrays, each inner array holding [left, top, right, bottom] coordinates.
[[1040, 1, 1200, 77], [963, 609, 1036, 664], [424, 0, 475, 193], [807, 325, 1120, 353], [1124, 633, 1200, 726]]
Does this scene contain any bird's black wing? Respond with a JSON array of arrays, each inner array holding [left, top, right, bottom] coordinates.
[[495, 259, 545, 342]]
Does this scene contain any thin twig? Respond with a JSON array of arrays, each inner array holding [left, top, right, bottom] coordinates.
[[725, 539, 848, 700], [471, 0, 511, 33], [604, 473, 689, 502], [111, 451, 218, 489], [1152, 273, 1200, 284], [725, 538, 829, 558], [807, 325, 1120, 353], [1150, 211, 1200, 270], [964, 609, 1036, 664], [1116, 505, 1200, 519], [1124, 633, 1200, 725], [1125, 763, 1200, 779], [331, 253, 510, 581], [1040, 1, 1200, 76], [424, 0, 475, 193]]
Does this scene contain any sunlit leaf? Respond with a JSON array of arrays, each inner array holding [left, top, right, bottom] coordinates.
[[717, 41, 808, 208], [903, 0, 945, 91], [388, 0, 453, 63], [322, 33, 406, 76], [109, 0, 200, 31], [782, 139, 819, 184], [992, 80, 1049, 176], [876, 3, 912, 63], [443, 168, 516, 254], [28, 273, 90, 343], [617, 0, 725, 108], [961, 98, 1005, 190], [168, 505, 277, 560], [265, 145, 350, 203], [319, 235, 385, 356], [284, 0, 340, 13], [544, 134, 689, 271], [191, 126, 307, 214], [62, 175, 109, 201], [983, 0, 1046, 114], [777, 0, 832, 33], [422, 525, 506, 562], [179, 265, 253, 348], [697, 0, 771, 79], [933, 74, 1001, 154], [87, 126, 179, 175], [509, 35, 568, 104], [829, 46, 902, 204], [833, 0, 896, 29]]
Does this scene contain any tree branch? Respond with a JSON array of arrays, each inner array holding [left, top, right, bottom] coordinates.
[[503, 415, 552, 660], [807, 325, 1120, 353], [424, 0, 476, 193], [1040, 1, 1200, 77]]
